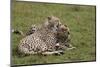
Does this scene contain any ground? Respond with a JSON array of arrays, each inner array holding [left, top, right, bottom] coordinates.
[[11, 0, 96, 66]]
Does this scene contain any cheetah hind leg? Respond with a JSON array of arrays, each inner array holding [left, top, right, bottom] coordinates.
[[18, 45, 38, 55]]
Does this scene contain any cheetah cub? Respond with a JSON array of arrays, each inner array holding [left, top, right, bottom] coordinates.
[[12, 24, 37, 36]]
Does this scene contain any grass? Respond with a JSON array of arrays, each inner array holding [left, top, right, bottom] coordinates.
[[11, 0, 96, 66]]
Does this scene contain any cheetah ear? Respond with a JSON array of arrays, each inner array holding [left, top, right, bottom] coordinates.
[[47, 16, 52, 20], [64, 24, 68, 27]]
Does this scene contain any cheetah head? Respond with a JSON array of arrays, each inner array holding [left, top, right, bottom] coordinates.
[[56, 24, 71, 45], [44, 16, 63, 34]]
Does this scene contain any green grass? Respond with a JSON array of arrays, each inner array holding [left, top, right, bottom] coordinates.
[[11, 1, 96, 65]]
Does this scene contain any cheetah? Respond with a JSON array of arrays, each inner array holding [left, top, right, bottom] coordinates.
[[26, 24, 38, 35], [56, 24, 75, 50], [18, 16, 74, 55], [18, 16, 64, 55], [12, 24, 37, 36]]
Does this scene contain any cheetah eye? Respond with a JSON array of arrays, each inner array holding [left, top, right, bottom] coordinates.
[[64, 25, 67, 27]]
